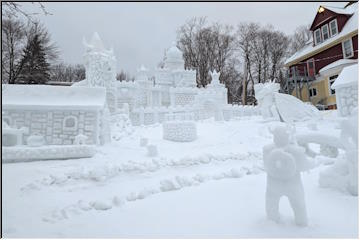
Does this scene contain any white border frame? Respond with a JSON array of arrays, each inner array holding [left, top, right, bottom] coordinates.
[[329, 19, 338, 37], [342, 38, 354, 59]]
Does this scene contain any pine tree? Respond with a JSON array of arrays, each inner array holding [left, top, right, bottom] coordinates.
[[16, 33, 50, 84]]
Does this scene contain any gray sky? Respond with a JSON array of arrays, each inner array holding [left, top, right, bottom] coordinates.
[[20, 2, 346, 75]]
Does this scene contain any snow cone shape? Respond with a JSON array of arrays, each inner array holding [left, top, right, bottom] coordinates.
[[263, 125, 312, 226]]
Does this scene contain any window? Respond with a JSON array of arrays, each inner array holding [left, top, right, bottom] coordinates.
[[63, 116, 78, 130], [309, 88, 317, 97], [314, 29, 322, 45], [329, 19, 338, 37], [342, 38, 354, 58], [329, 75, 338, 95], [322, 24, 329, 41]]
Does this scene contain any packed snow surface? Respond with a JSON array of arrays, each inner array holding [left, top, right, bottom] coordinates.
[[2, 113, 358, 238]]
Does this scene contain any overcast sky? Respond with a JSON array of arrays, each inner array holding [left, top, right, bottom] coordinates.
[[20, 2, 346, 75]]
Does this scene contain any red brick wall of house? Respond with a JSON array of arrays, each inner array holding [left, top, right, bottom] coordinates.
[[289, 34, 358, 75]]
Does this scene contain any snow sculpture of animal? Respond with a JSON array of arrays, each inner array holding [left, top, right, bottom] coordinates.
[[263, 125, 313, 226], [254, 81, 320, 122]]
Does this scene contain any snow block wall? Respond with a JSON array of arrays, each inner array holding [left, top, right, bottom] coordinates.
[[3, 109, 98, 145], [332, 64, 358, 117], [334, 86, 358, 117]]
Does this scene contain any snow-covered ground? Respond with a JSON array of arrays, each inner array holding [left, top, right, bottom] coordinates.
[[2, 113, 358, 238]]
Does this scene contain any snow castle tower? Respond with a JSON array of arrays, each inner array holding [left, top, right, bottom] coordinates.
[[83, 32, 117, 113]]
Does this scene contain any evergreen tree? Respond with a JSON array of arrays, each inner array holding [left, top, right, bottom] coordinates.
[[16, 33, 50, 84]]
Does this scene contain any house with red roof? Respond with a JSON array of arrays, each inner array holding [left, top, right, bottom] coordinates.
[[284, 2, 358, 110]]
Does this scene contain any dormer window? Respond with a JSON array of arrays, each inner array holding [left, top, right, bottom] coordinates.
[[322, 24, 329, 41], [314, 29, 322, 45], [329, 19, 338, 36]]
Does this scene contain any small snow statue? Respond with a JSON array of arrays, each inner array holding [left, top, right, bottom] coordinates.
[[263, 125, 312, 226], [74, 134, 88, 145]]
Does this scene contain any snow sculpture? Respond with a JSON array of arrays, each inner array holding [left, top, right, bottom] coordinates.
[[163, 113, 197, 142], [254, 81, 281, 120], [319, 109, 358, 196], [83, 32, 117, 113], [263, 124, 313, 226], [254, 81, 320, 122], [331, 64, 358, 117], [2, 85, 109, 146]]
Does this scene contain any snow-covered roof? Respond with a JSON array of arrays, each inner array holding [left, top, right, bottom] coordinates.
[[323, 5, 354, 15], [319, 59, 358, 74], [331, 64, 358, 89], [285, 8, 358, 66], [2, 85, 107, 110]]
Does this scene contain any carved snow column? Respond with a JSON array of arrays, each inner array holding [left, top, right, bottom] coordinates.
[[83, 32, 117, 114]]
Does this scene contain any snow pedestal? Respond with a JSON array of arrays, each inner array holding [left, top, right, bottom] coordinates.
[[162, 113, 197, 142], [163, 121, 197, 142]]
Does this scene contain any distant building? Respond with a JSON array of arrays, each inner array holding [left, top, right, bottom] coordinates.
[[284, 2, 358, 110]]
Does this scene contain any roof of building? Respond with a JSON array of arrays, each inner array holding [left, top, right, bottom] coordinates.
[[331, 63, 358, 89], [2, 84, 107, 110], [319, 58, 358, 74], [285, 6, 358, 66], [323, 5, 354, 15]]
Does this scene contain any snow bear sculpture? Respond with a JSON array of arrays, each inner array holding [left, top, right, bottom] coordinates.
[[263, 125, 313, 226]]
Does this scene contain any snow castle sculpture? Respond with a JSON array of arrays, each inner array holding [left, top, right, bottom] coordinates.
[[254, 81, 320, 122], [82, 32, 117, 113], [263, 125, 313, 226]]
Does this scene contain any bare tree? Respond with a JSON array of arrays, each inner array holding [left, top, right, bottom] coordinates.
[[50, 63, 85, 82], [2, 2, 52, 22], [290, 25, 312, 54], [269, 30, 290, 82], [1, 17, 26, 84], [177, 17, 234, 87], [236, 22, 259, 105]]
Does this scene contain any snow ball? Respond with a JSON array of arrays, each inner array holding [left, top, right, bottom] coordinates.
[[147, 144, 158, 157], [230, 168, 244, 178], [77, 200, 92, 211], [160, 179, 181, 192], [126, 192, 138, 201], [91, 201, 112, 211], [140, 137, 148, 147], [112, 196, 125, 207]]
